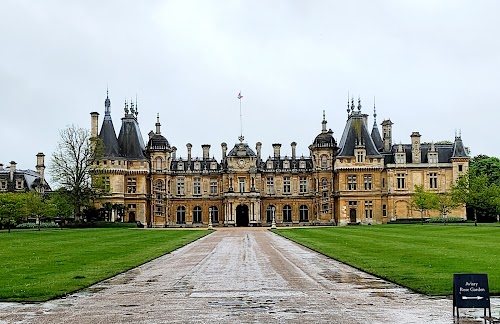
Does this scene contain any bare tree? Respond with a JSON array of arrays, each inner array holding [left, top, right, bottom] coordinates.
[[50, 125, 103, 220]]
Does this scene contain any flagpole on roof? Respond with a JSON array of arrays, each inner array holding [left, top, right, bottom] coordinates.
[[238, 91, 244, 142]]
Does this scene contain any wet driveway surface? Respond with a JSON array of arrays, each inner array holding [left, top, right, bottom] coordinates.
[[0, 228, 496, 323]]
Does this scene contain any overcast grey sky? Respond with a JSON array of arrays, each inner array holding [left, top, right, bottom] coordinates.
[[1, 0, 499, 174]]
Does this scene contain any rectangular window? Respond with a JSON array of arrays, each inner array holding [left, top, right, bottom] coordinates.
[[347, 175, 357, 190], [210, 179, 218, 195], [176, 177, 185, 195], [267, 177, 274, 194], [103, 176, 111, 192], [429, 172, 438, 189], [0, 181, 6, 190], [364, 201, 373, 219], [382, 204, 387, 217], [299, 177, 307, 193], [193, 177, 201, 195], [357, 151, 364, 163], [396, 173, 406, 189], [322, 191, 328, 199], [283, 161, 290, 169], [155, 193, 162, 205], [382, 178, 386, 188], [127, 178, 137, 193], [239, 178, 245, 193], [155, 205, 162, 215], [458, 164, 463, 172], [283, 176, 291, 194], [299, 161, 306, 169], [363, 175, 372, 190]]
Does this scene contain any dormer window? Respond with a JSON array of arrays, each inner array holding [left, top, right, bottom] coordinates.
[[210, 162, 217, 170], [395, 153, 406, 164], [16, 180, 23, 190], [357, 151, 364, 163], [194, 162, 201, 171], [177, 162, 184, 171], [283, 160, 290, 169], [428, 153, 438, 164], [0, 181, 7, 190], [299, 161, 306, 169], [267, 160, 273, 169]]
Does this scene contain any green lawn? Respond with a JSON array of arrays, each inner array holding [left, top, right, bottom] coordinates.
[[0, 228, 209, 301], [275, 224, 500, 296]]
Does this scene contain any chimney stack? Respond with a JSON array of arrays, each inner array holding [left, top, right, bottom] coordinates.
[[10, 161, 16, 182], [0, 163, 3, 171], [155, 113, 161, 134], [291, 142, 297, 159], [90, 112, 99, 138], [172, 146, 177, 160], [411, 131, 421, 163], [186, 143, 192, 162], [202, 144, 211, 160], [36, 153, 45, 180], [256, 142, 262, 161], [272, 143, 281, 158], [221, 142, 227, 161]]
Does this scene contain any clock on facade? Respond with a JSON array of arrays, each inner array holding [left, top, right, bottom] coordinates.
[[238, 159, 245, 168]]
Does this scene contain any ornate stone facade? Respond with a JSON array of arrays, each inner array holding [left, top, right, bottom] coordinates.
[[91, 94, 469, 227], [0, 153, 50, 194]]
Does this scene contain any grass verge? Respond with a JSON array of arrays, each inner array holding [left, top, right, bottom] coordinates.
[[275, 224, 500, 296], [0, 228, 209, 301]]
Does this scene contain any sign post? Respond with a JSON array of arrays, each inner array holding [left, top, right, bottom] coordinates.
[[453, 273, 491, 318]]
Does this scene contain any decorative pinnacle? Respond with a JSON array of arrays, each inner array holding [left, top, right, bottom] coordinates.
[[357, 97, 362, 111], [347, 91, 351, 115], [238, 135, 245, 142], [124, 98, 129, 114]]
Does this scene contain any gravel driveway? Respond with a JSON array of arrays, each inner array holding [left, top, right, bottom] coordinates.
[[0, 228, 494, 323]]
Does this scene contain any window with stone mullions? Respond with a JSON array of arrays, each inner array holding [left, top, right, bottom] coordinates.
[[127, 178, 136, 193], [363, 175, 372, 190], [267, 177, 274, 194], [299, 177, 307, 193], [429, 172, 438, 189], [210, 179, 218, 195], [176, 177, 185, 195], [396, 173, 406, 189], [193, 177, 201, 195], [347, 175, 357, 190], [364, 201, 373, 218], [283, 176, 291, 194]]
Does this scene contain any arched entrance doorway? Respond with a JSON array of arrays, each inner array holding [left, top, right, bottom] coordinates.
[[236, 205, 249, 227]]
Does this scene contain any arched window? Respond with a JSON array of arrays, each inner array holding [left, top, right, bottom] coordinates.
[[283, 205, 292, 222], [321, 155, 328, 168], [193, 206, 202, 223], [321, 178, 328, 190], [155, 157, 163, 172], [299, 205, 309, 222], [209, 206, 219, 223], [176, 206, 186, 224], [266, 205, 275, 223]]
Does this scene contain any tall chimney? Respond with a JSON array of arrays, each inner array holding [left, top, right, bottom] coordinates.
[[36, 153, 45, 180], [291, 142, 297, 159], [186, 143, 192, 162], [411, 131, 421, 163], [10, 161, 16, 182], [382, 119, 393, 152], [90, 112, 99, 138], [221, 142, 227, 161], [0, 163, 3, 171], [272, 143, 281, 158], [256, 142, 262, 161], [202, 144, 210, 160], [172, 146, 177, 160]]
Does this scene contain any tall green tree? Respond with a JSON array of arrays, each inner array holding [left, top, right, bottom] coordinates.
[[0, 193, 25, 233], [411, 185, 438, 223], [49, 125, 104, 220], [452, 173, 500, 225]]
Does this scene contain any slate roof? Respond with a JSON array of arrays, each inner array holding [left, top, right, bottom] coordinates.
[[99, 118, 120, 158], [170, 158, 220, 172], [118, 115, 147, 160], [452, 136, 468, 158], [0, 168, 51, 192], [383, 141, 467, 164], [227, 143, 257, 157], [371, 122, 384, 152], [338, 111, 382, 157], [258, 157, 313, 171]]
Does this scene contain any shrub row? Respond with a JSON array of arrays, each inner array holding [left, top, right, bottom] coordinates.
[[16, 222, 60, 229], [427, 217, 466, 223]]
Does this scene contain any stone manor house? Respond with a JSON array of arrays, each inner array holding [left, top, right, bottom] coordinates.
[[91, 93, 469, 227]]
